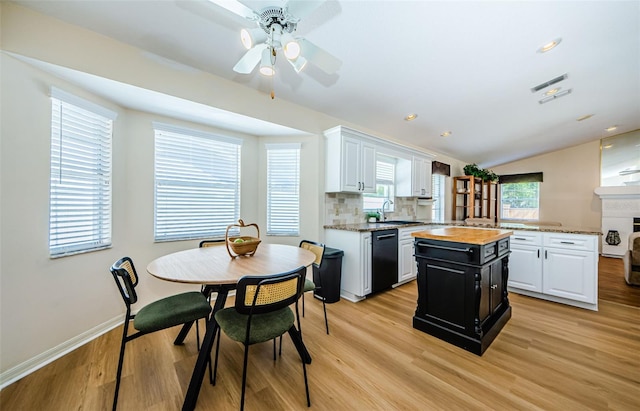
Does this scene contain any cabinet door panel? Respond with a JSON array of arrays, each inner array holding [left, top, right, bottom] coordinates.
[[341, 136, 361, 192], [361, 142, 377, 193], [543, 248, 596, 303], [399, 240, 415, 282], [422, 160, 432, 197], [361, 233, 372, 295], [508, 244, 542, 292]]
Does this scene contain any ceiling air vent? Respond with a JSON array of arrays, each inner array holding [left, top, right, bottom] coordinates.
[[531, 74, 568, 93]]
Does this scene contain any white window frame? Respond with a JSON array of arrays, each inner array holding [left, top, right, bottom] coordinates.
[[154, 122, 242, 242], [363, 156, 396, 212], [266, 143, 300, 236], [49, 87, 116, 257], [500, 182, 540, 220], [432, 174, 446, 221]]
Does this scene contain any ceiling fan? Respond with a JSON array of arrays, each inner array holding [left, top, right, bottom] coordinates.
[[207, 0, 342, 77]]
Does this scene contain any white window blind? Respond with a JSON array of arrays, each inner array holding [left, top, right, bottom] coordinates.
[[49, 88, 116, 257], [266, 143, 300, 236], [154, 123, 242, 241], [363, 157, 395, 211]]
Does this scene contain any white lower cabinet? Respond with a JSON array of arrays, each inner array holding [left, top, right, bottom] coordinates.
[[397, 226, 428, 284], [508, 231, 598, 310], [325, 229, 372, 302]]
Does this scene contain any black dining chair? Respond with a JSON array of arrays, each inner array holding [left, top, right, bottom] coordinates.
[[213, 266, 311, 410], [109, 256, 212, 411]]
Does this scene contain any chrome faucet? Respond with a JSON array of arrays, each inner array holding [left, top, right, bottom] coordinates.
[[381, 200, 394, 221]]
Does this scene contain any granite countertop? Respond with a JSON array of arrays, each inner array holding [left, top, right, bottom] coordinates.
[[324, 220, 602, 235], [411, 226, 513, 245]]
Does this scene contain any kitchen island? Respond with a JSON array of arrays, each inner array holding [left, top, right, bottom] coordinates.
[[411, 227, 513, 355]]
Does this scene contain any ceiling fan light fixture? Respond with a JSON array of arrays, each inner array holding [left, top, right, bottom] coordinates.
[[289, 55, 308, 73], [281, 32, 301, 60], [240, 27, 267, 50], [259, 48, 275, 76]]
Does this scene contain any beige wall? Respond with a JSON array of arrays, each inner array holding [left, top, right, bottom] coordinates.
[[0, 2, 466, 381], [491, 140, 602, 229]]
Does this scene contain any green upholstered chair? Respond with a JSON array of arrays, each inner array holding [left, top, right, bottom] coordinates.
[[109, 256, 212, 411], [214, 266, 310, 411], [299, 240, 329, 334]]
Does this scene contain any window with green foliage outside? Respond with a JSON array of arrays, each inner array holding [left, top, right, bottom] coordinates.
[[363, 157, 395, 212], [500, 182, 539, 220]]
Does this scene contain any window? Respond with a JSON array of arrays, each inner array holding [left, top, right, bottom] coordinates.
[[154, 123, 242, 241], [363, 157, 395, 212], [49, 88, 116, 257], [500, 182, 540, 220], [432, 174, 446, 221], [266, 144, 300, 236]]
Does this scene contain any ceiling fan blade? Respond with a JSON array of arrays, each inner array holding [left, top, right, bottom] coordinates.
[[206, 0, 257, 20], [298, 38, 341, 74], [285, 0, 325, 21], [233, 44, 268, 74]]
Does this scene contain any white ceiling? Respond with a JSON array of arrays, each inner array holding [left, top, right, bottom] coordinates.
[[12, 0, 640, 167]]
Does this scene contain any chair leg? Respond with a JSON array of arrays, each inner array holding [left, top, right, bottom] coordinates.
[[212, 328, 221, 386], [279, 335, 283, 356], [272, 338, 276, 361], [195, 319, 201, 351], [302, 292, 305, 317], [113, 318, 129, 411], [321, 297, 329, 335], [240, 344, 250, 411]]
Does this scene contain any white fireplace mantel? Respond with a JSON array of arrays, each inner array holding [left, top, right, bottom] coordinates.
[[595, 185, 640, 199], [595, 186, 640, 257]]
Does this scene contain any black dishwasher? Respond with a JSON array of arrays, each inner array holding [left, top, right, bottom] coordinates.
[[372, 229, 398, 293]]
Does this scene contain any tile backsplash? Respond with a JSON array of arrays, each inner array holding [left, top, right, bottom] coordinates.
[[325, 193, 419, 225]]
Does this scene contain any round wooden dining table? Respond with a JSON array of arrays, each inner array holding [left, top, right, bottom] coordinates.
[[147, 243, 316, 411]]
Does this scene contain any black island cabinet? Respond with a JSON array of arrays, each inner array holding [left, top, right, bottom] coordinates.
[[411, 227, 512, 355]]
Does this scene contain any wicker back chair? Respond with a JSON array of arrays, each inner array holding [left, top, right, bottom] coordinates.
[[213, 266, 310, 410], [109, 257, 211, 411]]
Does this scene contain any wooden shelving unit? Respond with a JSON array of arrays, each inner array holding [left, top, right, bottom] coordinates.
[[452, 176, 499, 221]]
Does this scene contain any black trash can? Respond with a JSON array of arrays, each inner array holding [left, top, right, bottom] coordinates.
[[313, 247, 344, 303]]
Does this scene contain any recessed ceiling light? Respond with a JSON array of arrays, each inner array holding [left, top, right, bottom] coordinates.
[[538, 89, 572, 104], [404, 113, 418, 121], [537, 38, 562, 53], [605, 125, 618, 132], [544, 87, 561, 96], [576, 114, 594, 121], [440, 131, 452, 137]]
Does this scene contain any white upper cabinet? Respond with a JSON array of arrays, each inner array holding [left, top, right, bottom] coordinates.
[[411, 156, 432, 197], [396, 156, 432, 197], [325, 127, 377, 193], [325, 125, 435, 194]]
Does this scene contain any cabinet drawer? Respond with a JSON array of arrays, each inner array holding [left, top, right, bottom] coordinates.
[[543, 233, 596, 252], [399, 225, 428, 241], [511, 231, 543, 245]]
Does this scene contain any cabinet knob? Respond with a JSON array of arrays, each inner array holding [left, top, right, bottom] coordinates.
[[491, 284, 498, 290]]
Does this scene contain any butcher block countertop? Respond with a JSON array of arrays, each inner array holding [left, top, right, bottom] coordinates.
[[411, 226, 514, 245]]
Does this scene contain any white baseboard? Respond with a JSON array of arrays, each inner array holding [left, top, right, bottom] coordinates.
[[0, 315, 123, 390]]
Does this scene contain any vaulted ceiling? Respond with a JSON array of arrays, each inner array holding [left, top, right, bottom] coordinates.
[[12, 0, 640, 166]]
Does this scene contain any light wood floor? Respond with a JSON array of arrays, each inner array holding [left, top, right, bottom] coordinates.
[[1, 257, 639, 410]]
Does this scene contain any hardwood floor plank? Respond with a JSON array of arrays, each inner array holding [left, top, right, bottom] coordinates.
[[1, 256, 639, 410]]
